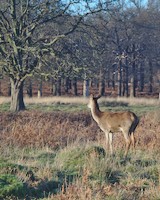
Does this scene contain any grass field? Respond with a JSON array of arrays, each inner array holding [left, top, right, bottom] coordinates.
[[0, 96, 160, 199], [0, 96, 159, 114]]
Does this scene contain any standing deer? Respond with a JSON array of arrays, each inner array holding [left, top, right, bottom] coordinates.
[[88, 94, 139, 158]]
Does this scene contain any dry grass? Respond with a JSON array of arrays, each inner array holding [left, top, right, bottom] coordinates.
[[0, 110, 160, 152], [0, 111, 98, 149], [25, 96, 160, 106], [48, 168, 114, 200], [0, 109, 160, 199], [0, 96, 10, 104], [0, 96, 159, 106]]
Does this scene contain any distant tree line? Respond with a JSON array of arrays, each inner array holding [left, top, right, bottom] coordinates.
[[0, 0, 160, 111]]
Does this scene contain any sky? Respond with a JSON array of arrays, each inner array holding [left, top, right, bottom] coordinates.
[[64, 0, 149, 15]]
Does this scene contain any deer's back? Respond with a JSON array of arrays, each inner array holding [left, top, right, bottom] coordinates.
[[99, 111, 138, 132]]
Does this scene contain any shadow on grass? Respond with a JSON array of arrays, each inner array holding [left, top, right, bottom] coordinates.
[[26, 179, 61, 199], [0, 158, 61, 199], [106, 170, 123, 184], [101, 101, 129, 107], [26, 171, 78, 199], [28, 166, 124, 198], [133, 159, 157, 167]]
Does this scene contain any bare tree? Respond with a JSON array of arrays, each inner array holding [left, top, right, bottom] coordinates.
[[0, 0, 103, 111]]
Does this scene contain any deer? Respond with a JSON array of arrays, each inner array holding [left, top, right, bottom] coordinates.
[[87, 94, 139, 159]]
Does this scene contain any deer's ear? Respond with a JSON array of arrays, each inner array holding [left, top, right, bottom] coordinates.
[[94, 95, 101, 100], [90, 94, 94, 99]]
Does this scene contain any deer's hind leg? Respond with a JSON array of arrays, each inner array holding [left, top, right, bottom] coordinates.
[[109, 132, 113, 155], [124, 137, 131, 158], [130, 132, 136, 152], [121, 129, 131, 158]]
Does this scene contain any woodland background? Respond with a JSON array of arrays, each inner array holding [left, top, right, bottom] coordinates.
[[0, 0, 160, 105]]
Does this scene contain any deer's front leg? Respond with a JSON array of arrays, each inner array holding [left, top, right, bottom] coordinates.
[[105, 131, 113, 155], [109, 132, 113, 155]]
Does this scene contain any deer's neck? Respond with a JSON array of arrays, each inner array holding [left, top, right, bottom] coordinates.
[[90, 101, 102, 123]]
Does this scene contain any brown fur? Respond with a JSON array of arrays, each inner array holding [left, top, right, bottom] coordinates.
[[88, 94, 139, 158]]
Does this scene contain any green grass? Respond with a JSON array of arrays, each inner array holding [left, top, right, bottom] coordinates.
[[0, 100, 159, 116], [0, 96, 159, 116], [27, 102, 159, 116], [0, 174, 25, 198], [100, 104, 159, 116], [0, 103, 10, 112], [0, 145, 160, 199], [26, 103, 87, 112]]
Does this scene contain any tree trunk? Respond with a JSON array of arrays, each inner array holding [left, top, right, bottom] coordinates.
[[130, 46, 136, 98], [51, 78, 57, 96], [99, 69, 105, 96], [38, 78, 43, 98], [83, 79, 89, 97], [148, 60, 153, 93], [106, 69, 110, 88], [73, 77, 78, 96], [124, 56, 129, 97], [130, 76, 134, 98], [112, 72, 115, 90], [139, 62, 144, 92], [26, 79, 32, 97], [118, 60, 122, 97], [10, 79, 25, 112], [57, 77, 61, 96], [65, 77, 70, 93], [8, 83, 11, 96]]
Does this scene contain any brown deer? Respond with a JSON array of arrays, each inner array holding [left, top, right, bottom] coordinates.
[[88, 94, 139, 158]]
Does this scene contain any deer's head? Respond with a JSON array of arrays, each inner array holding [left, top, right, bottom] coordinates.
[[87, 94, 101, 109]]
